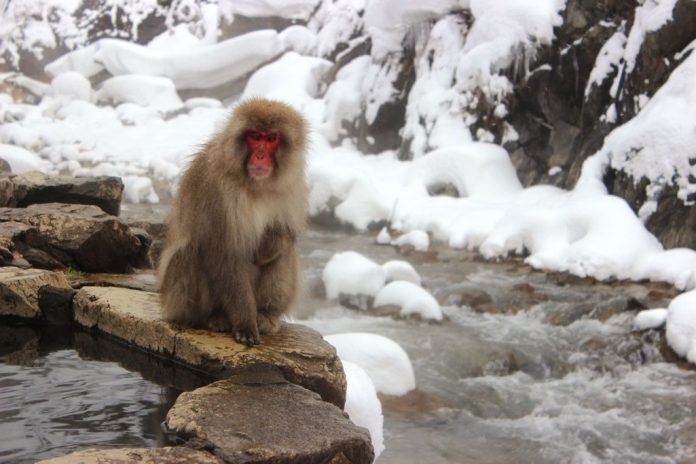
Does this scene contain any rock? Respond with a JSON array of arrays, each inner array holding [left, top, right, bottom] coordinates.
[[0, 267, 71, 319], [457, 289, 499, 313], [72, 286, 347, 408], [38, 285, 75, 324], [0, 203, 151, 272], [165, 367, 374, 464], [0, 171, 123, 215], [379, 389, 450, 418], [36, 447, 224, 464]]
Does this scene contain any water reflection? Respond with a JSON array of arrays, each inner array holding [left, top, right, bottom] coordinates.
[[0, 325, 210, 463]]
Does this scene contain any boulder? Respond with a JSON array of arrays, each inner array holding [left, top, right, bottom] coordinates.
[[36, 447, 224, 464], [0, 203, 150, 272], [0, 267, 71, 319], [165, 368, 374, 464], [72, 286, 347, 408], [0, 171, 123, 216]]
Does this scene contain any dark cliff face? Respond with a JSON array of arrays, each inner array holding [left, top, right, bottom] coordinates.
[[504, 0, 696, 248]]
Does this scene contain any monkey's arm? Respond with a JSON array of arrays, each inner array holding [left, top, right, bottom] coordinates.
[[254, 224, 295, 266]]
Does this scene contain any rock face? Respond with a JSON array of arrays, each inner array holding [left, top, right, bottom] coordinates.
[[0, 267, 72, 319], [72, 286, 347, 408], [165, 368, 374, 464], [0, 203, 150, 272], [0, 171, 123, 216], [36, 447, 224, 464]]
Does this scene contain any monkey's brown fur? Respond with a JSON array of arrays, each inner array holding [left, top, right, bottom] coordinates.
[[158, 99, 308, 345]]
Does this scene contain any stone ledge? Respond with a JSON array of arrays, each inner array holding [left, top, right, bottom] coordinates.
[[165, 368, 374, 464], [73, 286, 347, 408], [36, 446, 224, 464], [0, 266, 72, 319]]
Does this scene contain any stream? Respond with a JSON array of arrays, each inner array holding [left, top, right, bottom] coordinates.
[[297, 227, 696, 464], [1, 223, 695, 463]]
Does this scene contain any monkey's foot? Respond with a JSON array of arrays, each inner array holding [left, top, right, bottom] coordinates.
[[257, 312, 281, 335], [207, 312, 232, 333], [234, 321, 261, 346]]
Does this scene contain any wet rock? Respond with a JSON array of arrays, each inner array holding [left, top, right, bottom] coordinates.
[[165, 367, 374, 464], [0, 171, 123, 216], [36, 447, 224, 464], [68, 271, 157, 292], [338, 292, 374, 311], [73, 286, 347, 408], [0, 267, 71, 319], [511, 283, 548, 303], [0, 203, 151, 272], [379, 388, 450, 418], [456, 289, 501, 314], [37, 285, 75, 325]]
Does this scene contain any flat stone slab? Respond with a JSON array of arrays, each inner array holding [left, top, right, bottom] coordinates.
[[166, 369, 374, 464], [0, 171, 123, 215], [73, 286, 347, 408], [0, 266, 71, 318], [36, 447, 224, 463]]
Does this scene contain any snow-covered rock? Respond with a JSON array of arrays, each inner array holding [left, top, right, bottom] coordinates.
[[374, 281, 442, 321], [342, 361, 385, 459], [322, 251, 386, 300]]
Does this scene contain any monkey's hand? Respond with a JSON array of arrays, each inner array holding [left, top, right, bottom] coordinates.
[[254, 225, 295, 266]]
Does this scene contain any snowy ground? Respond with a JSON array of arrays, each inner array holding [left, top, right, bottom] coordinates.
[[1, 0, 696, 457]]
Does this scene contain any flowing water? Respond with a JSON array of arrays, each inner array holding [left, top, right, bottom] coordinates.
[[297, 228, 696, 464], [1, 224, 695, 463]]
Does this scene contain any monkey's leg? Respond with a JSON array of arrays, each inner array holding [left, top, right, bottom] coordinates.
[[255, 248, 299, 335], [219, 259, 261, 346], [159, 244, 213, 327]]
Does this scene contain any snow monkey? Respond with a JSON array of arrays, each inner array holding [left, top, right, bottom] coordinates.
[[158, 98, 308, 346]]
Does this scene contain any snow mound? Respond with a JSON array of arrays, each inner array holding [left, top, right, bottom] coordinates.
[[325, 332, 416, 396], [122, 175, 160, 204], [392, 230, 429, 251], [0, 144, 50, 174], [374, 281, 443, 321], [382, 260, 422, 286], [342, 361, 385, 459], [97, 75, 183, 112], [50, 72, 92, 101], [666, 290, 696, 363], [634, 308, 669, 331], [322, 251, 386, 300], [228, 0, 320, 20]]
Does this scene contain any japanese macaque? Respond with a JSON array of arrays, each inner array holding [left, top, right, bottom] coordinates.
[[158, 99, 308, 346]]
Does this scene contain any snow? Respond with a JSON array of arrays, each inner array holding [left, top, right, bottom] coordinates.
[[49, 72, 92, 101], [322, 251, 386, 300], [391, 230, 430, 252], [373, 281, 443, 321], [227, 0, 320, 20], [122, 176, 160, 204], [634, 308, 669, 331], [325, 332, 416, 396], [97, 75, 183, 113], [341, 361, 385, 459], [92, 30, 285, 89], [579, 46, 696, 209], [382, 260, 422, 286], [0, 144, 51, 174], [666, 290, 696, 363]]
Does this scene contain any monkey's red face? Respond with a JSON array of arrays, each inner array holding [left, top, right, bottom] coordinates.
[[246, 130, 281, 180]]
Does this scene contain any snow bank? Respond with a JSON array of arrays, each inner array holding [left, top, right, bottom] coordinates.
[[578, 46, 696, 210], [392, 230, 430, 252], [374, 281, 443, 321], [97, 75, 183, 112], [49, 72, 92, 101], [91, 30, 285, 90], [666, 290, 696, 363], [122, 176, 160, 204], [322, 251, 385, 300], [342, 361, 385, 459], [0, 144, 51, 174], [227, 0, 320, 20], [325, 332, 416, 396]]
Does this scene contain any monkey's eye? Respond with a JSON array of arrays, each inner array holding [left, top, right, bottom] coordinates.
[[266, 133, 279, 143], [248, 131, 262, 141]]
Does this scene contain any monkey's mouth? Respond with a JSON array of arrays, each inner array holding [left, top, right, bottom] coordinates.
[[248, 166, 272, 179]]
